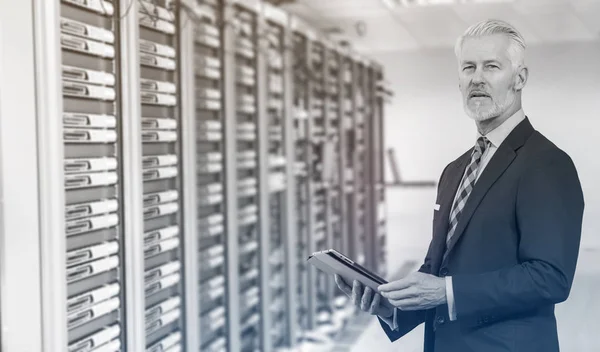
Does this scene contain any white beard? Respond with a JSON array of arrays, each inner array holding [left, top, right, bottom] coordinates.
[[465, 90, 516, 121]]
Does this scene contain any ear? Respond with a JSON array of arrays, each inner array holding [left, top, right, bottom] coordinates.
[[514, 65, 528, 91]]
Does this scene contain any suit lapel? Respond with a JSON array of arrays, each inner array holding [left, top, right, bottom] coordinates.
[[440, 117, 535, 265]]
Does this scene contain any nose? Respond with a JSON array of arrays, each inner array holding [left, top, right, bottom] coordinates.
[[471, 67, 485, 84]]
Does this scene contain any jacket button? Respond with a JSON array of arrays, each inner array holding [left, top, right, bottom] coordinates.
[[436, 316, 445, 325], [439, 268, 449, 276]]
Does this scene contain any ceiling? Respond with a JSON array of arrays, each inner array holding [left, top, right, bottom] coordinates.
[[277, 0, 600, 53]]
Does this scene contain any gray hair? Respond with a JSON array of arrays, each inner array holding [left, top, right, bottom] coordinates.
[[454, 19, 526, 69]]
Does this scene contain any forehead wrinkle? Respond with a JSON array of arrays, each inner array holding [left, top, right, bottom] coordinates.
[[459, 36, 513, 66]]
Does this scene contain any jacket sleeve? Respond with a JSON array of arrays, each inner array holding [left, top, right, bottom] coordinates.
[[451, 149, 584, 324], [377, 163, 452, 341]]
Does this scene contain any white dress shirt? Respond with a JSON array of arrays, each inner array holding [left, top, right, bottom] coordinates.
[[381, 108, 526, 329]]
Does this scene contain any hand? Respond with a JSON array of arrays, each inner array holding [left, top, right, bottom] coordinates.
[[378, 272, 447, 311], [334, 274, 394, 318]]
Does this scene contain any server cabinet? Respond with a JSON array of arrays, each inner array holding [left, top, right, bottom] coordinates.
[[341, 55, 361, 266], [220, 0, 267, 351], [335, 48, 353, 318], [308, 36, 337, 333], [371, 65, 389, 278], [279, 7, 300, 348], [261, 3, 292, 350], [189, 1, 231, 351], [359, 62, 381, 272], [179, 2, 201, 352], [353, 57, 369, 271], [137, 1, 186, 350], [321, 40, 354, 337], [222, 0, 242, 350], [58, 1, 127, 351], [228, 1, 264, 351], [325, 40, 354, 323], [289, 17, 314, 338], [363, 62, 376, 274], [14, 1, 390, 350]]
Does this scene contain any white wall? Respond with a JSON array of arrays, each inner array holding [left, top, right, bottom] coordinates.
[[374, 41, 600, 252]]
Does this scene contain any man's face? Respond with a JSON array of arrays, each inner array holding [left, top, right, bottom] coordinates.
[[458, 34, 518, 122]]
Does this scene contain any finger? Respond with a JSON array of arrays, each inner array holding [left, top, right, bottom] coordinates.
[[382, 287, 419, 300], [361, 287, 373, 311], [378, 278, 413, 293], [369, 292, 381, 314], [335, 275, 352, 295], [352, 280, 363, 305]]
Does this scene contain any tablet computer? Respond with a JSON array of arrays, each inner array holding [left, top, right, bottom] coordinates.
[[307, 249, 387, 291]]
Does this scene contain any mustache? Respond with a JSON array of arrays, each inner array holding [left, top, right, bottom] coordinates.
[[468, 89, 491, 98]]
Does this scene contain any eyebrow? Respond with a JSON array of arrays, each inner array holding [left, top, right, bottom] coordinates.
[[461, 59, 502, 66]]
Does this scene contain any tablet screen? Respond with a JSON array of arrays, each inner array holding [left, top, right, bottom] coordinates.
[[326, 252, 387, 285]]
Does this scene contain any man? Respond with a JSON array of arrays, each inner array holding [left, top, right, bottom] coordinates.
[[334, 19, 585, 352]]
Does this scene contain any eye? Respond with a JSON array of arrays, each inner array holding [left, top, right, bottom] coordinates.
[[462, 65, 474, 71], [487, 64, 499, 69]]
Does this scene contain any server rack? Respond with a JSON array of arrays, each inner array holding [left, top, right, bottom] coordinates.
[[309, 36, 335, 334], [225, 1, 264, 351], [137, 1, 186, 351], [179, 2, 201, 351], [323, 40, 353, 323], [189, 1, 230, 351], [322, 39, 352, 335], [289, 17, 314, 340], [341, 53, 364, 268], [279, 7, 300, 348], [59, 2, 128, 351], [321, 41, 336, 308], [363, 61, 376, 275], [335, 47, 352, 317], [371, 64, 389, 278], [11, 1, 390, 351], [354, 56, 369, 271], [261, 3, 291, 351], [222, 1, 242, 350]]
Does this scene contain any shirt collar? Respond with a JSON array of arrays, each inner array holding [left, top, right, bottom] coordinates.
[[478, 108, 526, 148]]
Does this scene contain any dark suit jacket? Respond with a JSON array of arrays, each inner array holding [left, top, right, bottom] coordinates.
[[378, 117, 585, 352]]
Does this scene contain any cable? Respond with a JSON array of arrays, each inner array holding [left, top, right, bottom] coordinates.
[[98, 0, 135, 20], [120, 0, 136, 20], [138, 0, 161, 25]]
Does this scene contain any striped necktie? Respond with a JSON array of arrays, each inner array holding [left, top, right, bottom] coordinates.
[[443, 136, 490, 261]]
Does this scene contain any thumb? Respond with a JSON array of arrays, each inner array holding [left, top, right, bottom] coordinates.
[[378, 277, 413, 292]]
